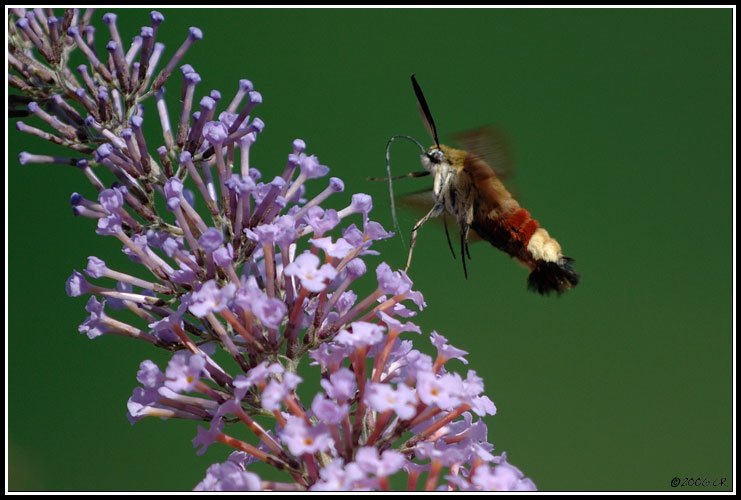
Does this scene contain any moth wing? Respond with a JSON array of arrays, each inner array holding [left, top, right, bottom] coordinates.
[[396, 187, 435, 214], [451, 125, 514, 181]]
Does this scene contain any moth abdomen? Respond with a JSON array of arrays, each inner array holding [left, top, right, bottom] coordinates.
[[473, 208, 579, 294], [527, 257, 580, 295]]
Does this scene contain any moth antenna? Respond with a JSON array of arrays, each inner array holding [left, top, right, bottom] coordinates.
[[384, 134, 426, 251], [411, 74, 440, 147]]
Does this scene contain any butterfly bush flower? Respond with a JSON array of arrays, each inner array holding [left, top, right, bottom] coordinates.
[[9, 8, 535, 492]]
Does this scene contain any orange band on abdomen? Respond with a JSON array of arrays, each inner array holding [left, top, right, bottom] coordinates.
[[502, 208, 540, 246], [506, 208, 530, 231], [520, 219, 540, 245]]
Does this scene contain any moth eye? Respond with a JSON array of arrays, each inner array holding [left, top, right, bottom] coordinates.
[[427, 149, 444, 164]]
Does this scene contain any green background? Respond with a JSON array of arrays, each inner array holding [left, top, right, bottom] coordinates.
[[7, 7, 733, 492]]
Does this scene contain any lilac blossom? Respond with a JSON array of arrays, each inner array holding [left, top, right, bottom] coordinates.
[[9, 8, 535, 492]]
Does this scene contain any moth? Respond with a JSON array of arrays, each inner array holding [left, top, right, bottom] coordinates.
[[373, 75, 580, 295]]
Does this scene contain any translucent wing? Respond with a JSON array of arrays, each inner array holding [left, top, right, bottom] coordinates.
[[451, 125, 514, 180], [396, 187, 435, 215]]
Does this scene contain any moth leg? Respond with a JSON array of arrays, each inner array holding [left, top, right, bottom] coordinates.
[[464, 199, 474, 261], [464, 230, 472, 260], [367, 171, 430, 181], [442, 212, 456, 260], [405, 203, 443, 272], [459, 223, 471, 279]]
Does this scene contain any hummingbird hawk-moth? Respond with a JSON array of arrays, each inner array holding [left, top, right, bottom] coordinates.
[[372, 75, 580, 295]]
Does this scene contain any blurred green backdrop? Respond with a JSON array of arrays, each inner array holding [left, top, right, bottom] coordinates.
[[7, 7, 733, 492]]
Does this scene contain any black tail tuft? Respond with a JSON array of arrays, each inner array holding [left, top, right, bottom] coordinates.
[[527, 257, 580, 295]]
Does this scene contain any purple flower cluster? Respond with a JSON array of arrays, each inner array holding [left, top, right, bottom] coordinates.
[[10, 8, 535, 492]]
